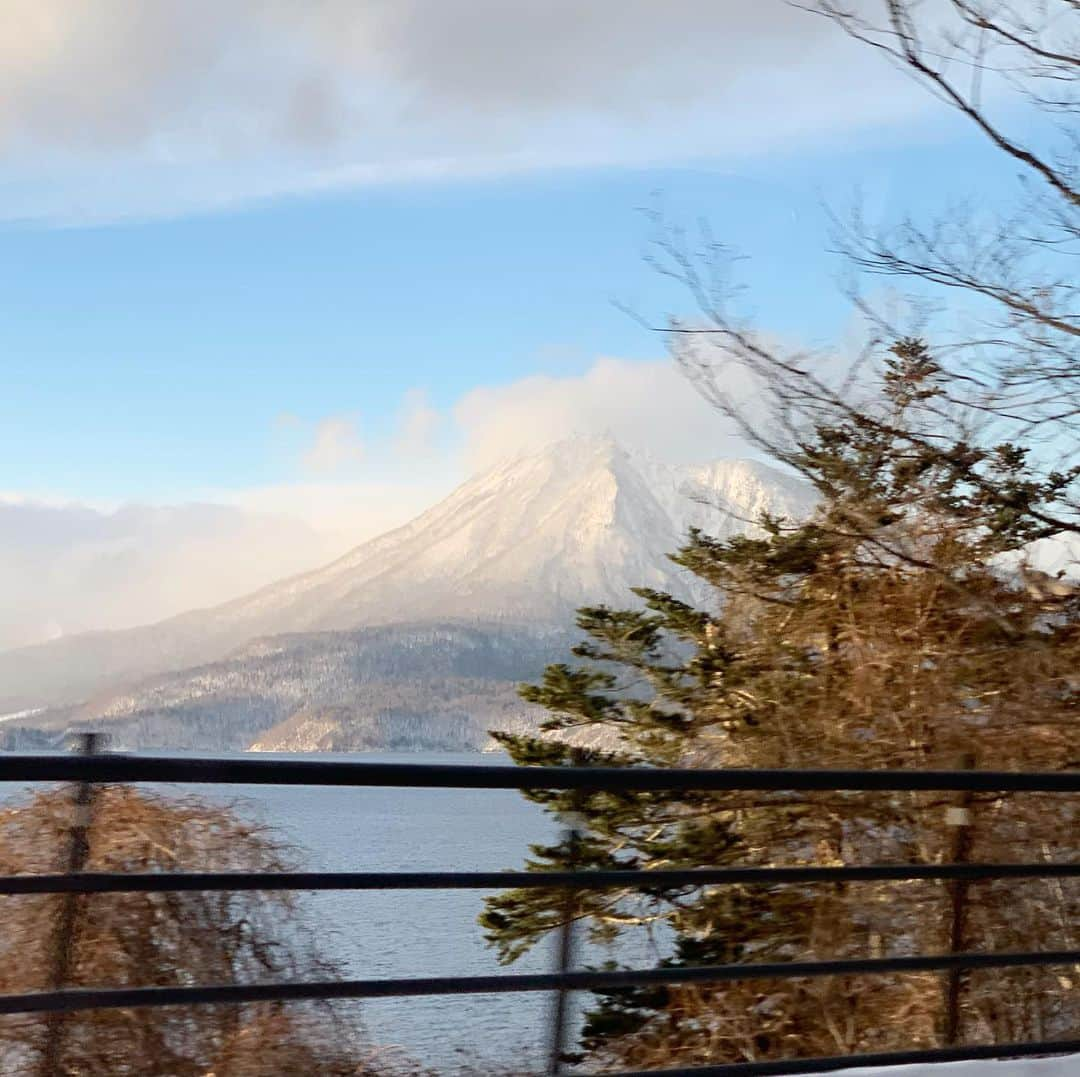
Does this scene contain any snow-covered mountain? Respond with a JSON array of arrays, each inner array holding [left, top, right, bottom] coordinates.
[[213, 435, 812, 629], [0, 437, 814, 710], [27, 621, 565, 752]]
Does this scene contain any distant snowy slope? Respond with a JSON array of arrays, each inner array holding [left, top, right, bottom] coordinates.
[[0, 436, 814, 708], [31, 621, 565, 752], [802, 1054, 1078, 1076]]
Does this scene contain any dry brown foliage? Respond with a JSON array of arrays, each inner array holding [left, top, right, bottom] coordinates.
[[597, 549, 1080, 1069], [0, 785, 387, 1076]]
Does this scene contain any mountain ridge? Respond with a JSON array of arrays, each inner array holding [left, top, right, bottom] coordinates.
[[0, 437, 815, 714], [27, 620, 565, 752]]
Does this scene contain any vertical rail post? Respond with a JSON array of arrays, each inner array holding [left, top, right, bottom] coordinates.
[[547, 748, 586, 1077], [39, 732, 102, 1077], [944, 751, 976, 1046]]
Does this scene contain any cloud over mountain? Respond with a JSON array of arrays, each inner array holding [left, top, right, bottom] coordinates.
[[454, 355, 761, 471], [0, 436, 815, 711], [0, 356, 768, 653]]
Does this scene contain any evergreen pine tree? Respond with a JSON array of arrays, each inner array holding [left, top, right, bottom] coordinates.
[[482, 341, 1080, 1069]]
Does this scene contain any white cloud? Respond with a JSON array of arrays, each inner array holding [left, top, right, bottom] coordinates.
[[0, 0, 932, 221], [0, 500, 337, 651], [301, 414, 365, 473], [395, 388, 442, 458], [276, 356, 768, 519], [0, 468, 463, 650], [0, 469, 459, 651], [0, 355, 801, 648], [221, 477, 448, 551], [453, 355, 758, 472]]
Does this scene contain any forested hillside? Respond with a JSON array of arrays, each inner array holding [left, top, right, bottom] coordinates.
[[29, 622, 566, 750]]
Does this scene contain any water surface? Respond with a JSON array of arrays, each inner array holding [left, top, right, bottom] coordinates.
[[9, 751, 581, 1072]]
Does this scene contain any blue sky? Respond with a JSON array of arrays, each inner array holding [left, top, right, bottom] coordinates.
[[2, 121, 1022, 502], [0, 0, 1038, 522], [0, 0, 1053, 646]]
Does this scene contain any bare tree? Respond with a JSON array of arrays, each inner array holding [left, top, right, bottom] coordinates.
[[0, 785, 385, 1076], [646, 0, 1079, 548], [813, 1, 1078, 412]]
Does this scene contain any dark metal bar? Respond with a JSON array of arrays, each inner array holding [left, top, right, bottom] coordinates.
[[548, 748, 587, 1077], [0, 861, 1076, 895], [0, 949, 1076, 1017], [2, 753, 1075, 1077], [40, 732, 101, 1077], [547, 829, 580, 1077], [1, 755, 1078, 792], [605, 1037, 1080, 1076], [944, 751, 976, 1045]]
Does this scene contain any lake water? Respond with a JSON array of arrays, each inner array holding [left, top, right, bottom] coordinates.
[[201, 752, 559, 1072], [8, 752, 659, 1073]]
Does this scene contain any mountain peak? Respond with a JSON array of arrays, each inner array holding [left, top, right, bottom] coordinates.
[[482, 432, 630, 479], [0, 442, 815, 708]]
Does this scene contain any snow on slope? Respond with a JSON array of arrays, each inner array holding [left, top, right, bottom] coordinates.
[[215, 436, 813, 629], [804, 1055, 1078, 1076], [0, 436, 814, 708]]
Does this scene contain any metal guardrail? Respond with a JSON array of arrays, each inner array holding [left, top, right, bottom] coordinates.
[[0, 744, 1078, 1076], [3, 753, 1080, 790]]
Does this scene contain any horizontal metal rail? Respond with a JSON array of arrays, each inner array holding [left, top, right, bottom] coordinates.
[[1, 861, 1079, 894], [3, 752, 1078, 1074], [1, 754, 1078, 791], [606, 1038, 1080, 1076], [1, 949, 1077, 1016]]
